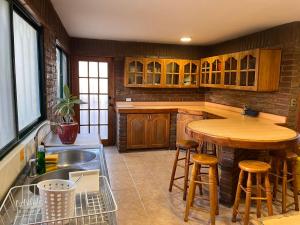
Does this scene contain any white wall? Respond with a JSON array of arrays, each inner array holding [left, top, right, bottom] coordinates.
[[0, 121, 50, 200]]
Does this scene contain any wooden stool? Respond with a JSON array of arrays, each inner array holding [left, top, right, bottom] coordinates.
[[169, 140, 199, 200], [232, 160, 273, 225], [199, 141, 220, 186], [270, 151, 299, 213], [184, 154, 219, 225]]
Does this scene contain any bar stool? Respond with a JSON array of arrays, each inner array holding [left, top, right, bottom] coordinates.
[[232, 160, 273, 225], [199, 141, 220, 186], [270, 151, 299, 213], [169, 140, 199, 200], [184, 154, 219, 225]]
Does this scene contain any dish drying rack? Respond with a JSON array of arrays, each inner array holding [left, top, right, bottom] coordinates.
[[0, 176, 117, 225]]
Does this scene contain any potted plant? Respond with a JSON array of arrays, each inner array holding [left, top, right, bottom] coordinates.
[[54, 85, 85, 144]]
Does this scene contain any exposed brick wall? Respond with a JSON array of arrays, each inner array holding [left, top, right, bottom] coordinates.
[[204, 22, 300, 129], [22, 0, 70, 121], [71, 39, 206, 102]]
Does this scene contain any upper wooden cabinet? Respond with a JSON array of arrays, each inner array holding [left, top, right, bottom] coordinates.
[[125, 57, 145, 87], [165, 59, 181, 87], [182, 60, 199, 87], [200, 49, 281, 92], [145, 58, 163, 87], [124, 57, 200, 88]]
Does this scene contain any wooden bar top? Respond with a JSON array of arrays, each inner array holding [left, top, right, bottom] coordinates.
[[116, 101, 298, 150]]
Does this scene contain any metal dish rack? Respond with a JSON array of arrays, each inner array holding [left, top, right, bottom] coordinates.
[[0, 176, 117, 225]]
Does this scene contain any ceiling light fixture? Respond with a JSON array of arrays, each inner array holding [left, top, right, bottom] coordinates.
[[180, 36, 192, 43]]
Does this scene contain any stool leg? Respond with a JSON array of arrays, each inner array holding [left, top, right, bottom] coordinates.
[[209, 165, 217, 225], [232, 170, 244, 222], [282, 160, 288, 213], [183, 148, 191, 201], [256, 173, 262, 218], [184, 163, 197, 222], [169, 147, 180, 192], [191, 163, 200, 207], [273, 158, 280, 199], [214, 165, 219, 215], [216, 164, 219, 186], [197, 164, 203, 196], [244, 173, 252, 225], [291, 159, 299, 211], [265, 172, 273, 216]]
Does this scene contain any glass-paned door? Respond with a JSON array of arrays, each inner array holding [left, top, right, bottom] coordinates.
[[76, 58, 113, 144]]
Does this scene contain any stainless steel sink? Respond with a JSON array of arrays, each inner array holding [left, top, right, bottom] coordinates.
[[29, 168, 84, 194], [57, 150, 96, 168]]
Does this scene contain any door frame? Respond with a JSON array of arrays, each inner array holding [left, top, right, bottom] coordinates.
[[70, 55, 115, 146]]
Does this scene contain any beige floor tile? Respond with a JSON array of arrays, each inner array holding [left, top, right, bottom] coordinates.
[[104, 147, 296, 225]]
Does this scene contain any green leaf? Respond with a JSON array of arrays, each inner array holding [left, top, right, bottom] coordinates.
[[63, 85, 70, 98]]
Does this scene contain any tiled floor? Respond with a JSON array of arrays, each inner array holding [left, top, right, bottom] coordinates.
[[104, 146, 298, 225]]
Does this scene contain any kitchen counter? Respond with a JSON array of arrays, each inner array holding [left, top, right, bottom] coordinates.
[[116, 101, 298, 205]]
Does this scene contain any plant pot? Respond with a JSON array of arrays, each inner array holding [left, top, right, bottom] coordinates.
[[57, 122, 79, 144]]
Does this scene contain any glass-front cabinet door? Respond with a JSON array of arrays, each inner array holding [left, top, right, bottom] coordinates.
[[200, 59, 210, 86], [211, 57, 222, 85], [145, 59, 162, 86], [182, 60, 199, 87], [239, 50, 258, 90], [165, 60, 180, 87], [223, 54, 238, 87], [125, 58, 144, 86]]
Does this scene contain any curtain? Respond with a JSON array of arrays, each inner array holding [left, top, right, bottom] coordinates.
[[13, 11, 41, 130], [0, 0, 16, 149], [56, 48, 61, 98], [62, 52, 68, 88]]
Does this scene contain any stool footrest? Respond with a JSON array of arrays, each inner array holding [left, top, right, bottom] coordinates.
[[194, 180, 209, 185], [174, 176, 185, 180]]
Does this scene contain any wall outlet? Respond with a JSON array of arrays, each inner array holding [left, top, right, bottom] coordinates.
[[126, 98, 132, 102], [290, 98, 297, 107]]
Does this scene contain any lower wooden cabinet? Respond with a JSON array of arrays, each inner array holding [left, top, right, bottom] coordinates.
[[176, 113, 203, 143], [127, 113, 170, 149]]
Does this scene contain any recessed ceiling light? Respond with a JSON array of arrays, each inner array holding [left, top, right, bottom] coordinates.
[[180, 36, 192, 43]]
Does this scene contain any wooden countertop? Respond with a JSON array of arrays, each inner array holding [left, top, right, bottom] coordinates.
[[116, 101, 298, 150]]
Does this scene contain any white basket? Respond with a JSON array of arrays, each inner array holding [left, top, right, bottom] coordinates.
[[37, 179, 76, 222]]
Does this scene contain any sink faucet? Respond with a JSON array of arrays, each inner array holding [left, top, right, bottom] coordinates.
[[29, 122, 51, 177]]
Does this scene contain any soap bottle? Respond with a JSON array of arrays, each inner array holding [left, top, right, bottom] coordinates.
[[37, 145, 46, 175]]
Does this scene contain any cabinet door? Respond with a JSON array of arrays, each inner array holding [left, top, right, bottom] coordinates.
[[182, 60, 200, 88], [164, 60, 181, 87], [127, 114, 148, 149], [210, 56, 222, 86], [148, 114, 170, 148], [145, 59, 163, 86], [200, 58, 211, 86], [223, 54, 239, 88], [238, 49, 259, 91], [124, 58, 144, 87], [176, 113, 203, 143]]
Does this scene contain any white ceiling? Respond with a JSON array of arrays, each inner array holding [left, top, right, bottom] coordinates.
[[51, 0, 300, 45]]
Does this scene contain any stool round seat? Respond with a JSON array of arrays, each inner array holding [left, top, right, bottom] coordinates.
[[192, 154, 218, 166], [239, 160, 270, 173], [176, 140, 199, 149]]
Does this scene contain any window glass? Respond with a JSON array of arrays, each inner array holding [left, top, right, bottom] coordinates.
[[13, 11, 41, 130], [0, 0, 16, 148]]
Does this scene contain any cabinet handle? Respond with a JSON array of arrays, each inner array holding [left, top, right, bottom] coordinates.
[[149, 115, 151, 120]]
